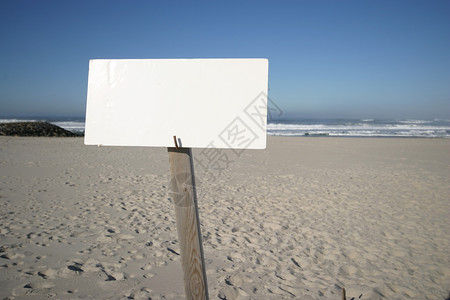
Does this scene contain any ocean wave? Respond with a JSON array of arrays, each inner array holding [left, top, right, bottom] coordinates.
[[51, 121, 85, 133], [2, 118, 449, 138], [0, 118, 40, 123], [398, 119, 433, 124], [268, 120, 450, 138]]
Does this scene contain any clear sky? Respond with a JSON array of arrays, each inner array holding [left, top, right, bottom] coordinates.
[[1, 0, 449, 119]]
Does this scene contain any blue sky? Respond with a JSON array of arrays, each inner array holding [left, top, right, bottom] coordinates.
[[1, 0, 449, 119]]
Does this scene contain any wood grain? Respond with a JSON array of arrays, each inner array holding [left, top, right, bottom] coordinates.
[[168, 147, 208, 300]]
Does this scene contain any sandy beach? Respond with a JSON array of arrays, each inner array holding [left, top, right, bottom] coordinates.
[[0, 136, 449, 299]]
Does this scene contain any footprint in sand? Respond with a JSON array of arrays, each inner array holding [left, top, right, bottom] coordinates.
[[67, 264, 84, 274], [37, 268, 58, 279], [1, 252, 25, 260], [12, 282, 55, 297], [125, 287, 153, 299]]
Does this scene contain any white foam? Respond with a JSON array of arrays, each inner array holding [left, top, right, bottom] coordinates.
[[51, 121, 85, 133], [0, 118, 39, 123], [398, 119, 432, 124], [268, 121, 450, 138]]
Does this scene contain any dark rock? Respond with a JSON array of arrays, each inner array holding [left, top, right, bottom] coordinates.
[[0, 122, 82, 137]]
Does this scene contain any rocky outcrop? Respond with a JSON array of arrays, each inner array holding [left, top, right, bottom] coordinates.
[[0, 122, 82, 137]]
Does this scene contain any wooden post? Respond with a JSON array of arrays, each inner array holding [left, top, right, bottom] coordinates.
[[168, 147, 208, 300]]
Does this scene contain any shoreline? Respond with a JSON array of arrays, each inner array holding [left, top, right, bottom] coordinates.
[[2, 118, 450, 138], [1, 134, 450, 141], [1, 136, 449, 299]]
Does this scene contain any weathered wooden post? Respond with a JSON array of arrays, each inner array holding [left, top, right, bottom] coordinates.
[[168, 146, 208, 299], [84, 58, 268, 300]]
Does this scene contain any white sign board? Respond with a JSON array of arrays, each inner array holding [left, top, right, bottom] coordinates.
[[84, 59, 268, 149]]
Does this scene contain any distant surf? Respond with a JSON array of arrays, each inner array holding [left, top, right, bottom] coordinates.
[[268, 119, 450, 138], [1, 117, 449, 138]]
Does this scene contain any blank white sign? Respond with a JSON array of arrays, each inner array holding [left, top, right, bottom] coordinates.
[[85, 59, 268, 149]]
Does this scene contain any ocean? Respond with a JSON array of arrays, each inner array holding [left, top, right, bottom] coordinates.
[[268, 118, 450, 138], [1, 117, 450, 138]]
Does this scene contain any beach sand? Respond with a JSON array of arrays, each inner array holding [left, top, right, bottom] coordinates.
[[0, 136, 449, 299]]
